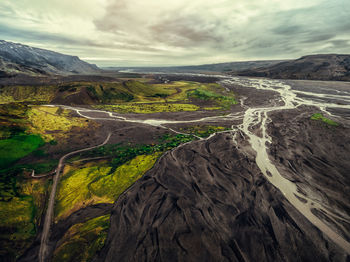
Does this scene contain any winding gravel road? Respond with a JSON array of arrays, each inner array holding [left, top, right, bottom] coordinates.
[[38, 133, 111, 262]]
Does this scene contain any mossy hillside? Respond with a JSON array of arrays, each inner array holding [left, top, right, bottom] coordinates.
[[0, 81, 236, 112], [52, 215, 110, 262], [28, 106, 89, 141], [86, 80, 174, 103], [0, 85, 57, 103], [311, 113, 339, 126], [0, 178, 48, 260], [55, 153, 161, 220], [92, 81, 236, 113]]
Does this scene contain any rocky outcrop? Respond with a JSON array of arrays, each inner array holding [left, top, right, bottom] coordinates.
[[0, 40, 99, 76]]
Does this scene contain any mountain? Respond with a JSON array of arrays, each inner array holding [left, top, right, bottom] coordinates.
[[0, 40, 100, 76], [233, 54, 350, 81], [105, 60, 286, 74]]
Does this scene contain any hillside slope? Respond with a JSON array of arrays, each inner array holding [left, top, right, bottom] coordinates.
[[0, 40, 99, 76], [234, 54, 350, 81]]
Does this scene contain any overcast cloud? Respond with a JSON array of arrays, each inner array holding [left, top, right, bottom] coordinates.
[[0, 0, 349, 66]]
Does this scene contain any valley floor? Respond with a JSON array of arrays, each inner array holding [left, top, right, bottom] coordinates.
[[1, 74, 350, 261]]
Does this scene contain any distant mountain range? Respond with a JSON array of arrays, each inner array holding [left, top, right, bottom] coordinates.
[[1, 40, 349, 81], [0, 40, 100, 77], [105, 60, 286, 74], [233, 54, 350, 81]]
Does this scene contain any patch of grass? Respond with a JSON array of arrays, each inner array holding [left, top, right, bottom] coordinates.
[[28, 106, 89, 141], [90, 153, 161, 200], [0, 160, 57, 203], [86, 134, 195, 163], [311, 113, 339, 126], [52, 215, 110, 262], [0, 133, 44, 169], [179, 125, 231, 138], [55, 153, 161, 220], [187, 88, 237, 109], [93, 103, 199, 114], [0, 178, 48, 260]]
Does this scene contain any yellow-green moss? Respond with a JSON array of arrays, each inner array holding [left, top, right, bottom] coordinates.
[[311, 113, 339, 126], [55, 153, 161, 220], [0, 86, 56, 103], [52, 215, 110, 262], [93, 103, 199, 114], [179, 125, 230, 138], [28, 106, 89, 141], [0, 178, 47, 260]]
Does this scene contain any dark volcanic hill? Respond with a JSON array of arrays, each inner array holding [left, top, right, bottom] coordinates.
[[234, 54, 350, 81], [0, 40, 100, 76]]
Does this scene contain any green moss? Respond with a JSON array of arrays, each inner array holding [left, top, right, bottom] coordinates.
[[93, 103, 199, 114], [0, 103, 29, 139], [28, 106, 89, 141], [179, 125, 231, 138], [55, 153, 161, 220], [53, 215, 110, 262], [311, 113, 339, 126], [0, 134, 44, 169], [90, 154, 161, 199], [0, 85, 57, 103], [187, 88, 237, 109], [0, 178, 48, 261], [86, 134, 195, 162]]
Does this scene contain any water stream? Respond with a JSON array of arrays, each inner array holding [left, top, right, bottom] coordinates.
[[227, 77, 350, 253]]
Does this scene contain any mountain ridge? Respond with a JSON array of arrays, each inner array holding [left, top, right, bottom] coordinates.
[[0, 40, 100, 76], [233, 54, 350, 81]]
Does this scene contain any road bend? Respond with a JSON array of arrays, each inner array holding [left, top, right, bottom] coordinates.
[[38, 132, 111, 262]]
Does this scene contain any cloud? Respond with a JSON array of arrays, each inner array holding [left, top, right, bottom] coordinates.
[[0, 0, 349, 66]]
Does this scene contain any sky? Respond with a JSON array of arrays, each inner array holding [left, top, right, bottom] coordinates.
[[0, 0, 349, 67]]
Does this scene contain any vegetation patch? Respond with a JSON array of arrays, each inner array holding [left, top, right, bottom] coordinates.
[[93, 103, 199, 114], [0, 85, 56, 103], [55, 153, 161, 220], [0, 178, 48, 261], [28, 106, 89, 141], [179, 125, 231, 138], [0, 134, 44, 169], [187, 88, 237, 109], [311, 113, 339, 126], [56, 134, 196, 220], [53, 215, 110, 262], [0, 103, 29, 139], [86, 134, 196, 164]]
